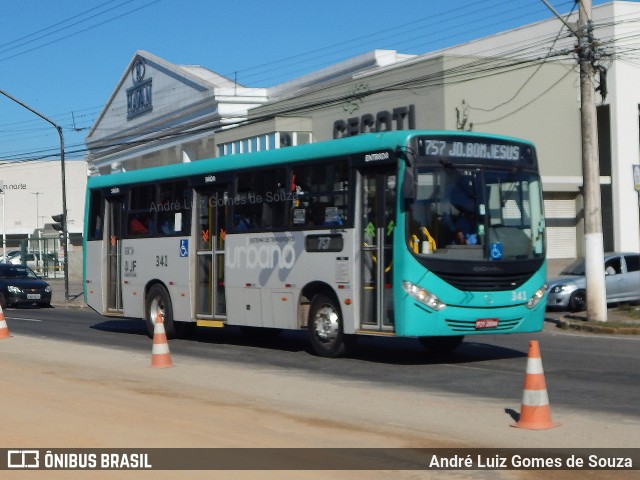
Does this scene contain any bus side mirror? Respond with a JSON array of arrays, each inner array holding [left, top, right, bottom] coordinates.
[[402, 163, 417, 202]]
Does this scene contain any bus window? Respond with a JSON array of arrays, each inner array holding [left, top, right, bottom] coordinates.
[[87, 190, 104, 240], [233, 168, 286, 231], [157, 181, 191, 235], [127, 184, 155, 236], [290, 162, 349, 227], [408, 170, 480, 251]]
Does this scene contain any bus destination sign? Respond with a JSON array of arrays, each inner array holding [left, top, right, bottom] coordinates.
[[419, 137, 526, 162]]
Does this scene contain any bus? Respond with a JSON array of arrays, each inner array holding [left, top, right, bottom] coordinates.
[[83, 130, 547, 357]]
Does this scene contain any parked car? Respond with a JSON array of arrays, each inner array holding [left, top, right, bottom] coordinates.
[[0, 263, 52, 309], [8, 252, 57, 269], [8, 252, 38, 268], [0, 250, 21, 263], [546, 252, 640, 311]]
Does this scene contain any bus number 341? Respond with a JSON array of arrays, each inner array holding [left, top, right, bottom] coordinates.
[[156, 255, 168, 267], [511, 290, 527, 301]]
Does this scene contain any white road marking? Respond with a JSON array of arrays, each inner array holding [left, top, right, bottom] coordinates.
[[6, 316, 42, 322]]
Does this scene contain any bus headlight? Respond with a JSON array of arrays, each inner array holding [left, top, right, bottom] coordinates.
[[402, 281, 446, 311], [527, 285, 547, 309]]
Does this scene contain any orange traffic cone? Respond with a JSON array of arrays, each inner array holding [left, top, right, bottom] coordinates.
[[150, 312, 173, 368], [0, 305, 10, 339], [512, 340, 559, 430]]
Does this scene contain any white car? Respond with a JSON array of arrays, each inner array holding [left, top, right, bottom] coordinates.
[[8, 252, 55, 269], [9, 253, 38, 267], [0, 250, 21, 263]]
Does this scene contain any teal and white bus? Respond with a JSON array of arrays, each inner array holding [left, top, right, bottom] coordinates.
[[83, 130, 547, 357]]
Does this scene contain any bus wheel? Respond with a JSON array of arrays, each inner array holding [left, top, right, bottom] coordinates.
[[308, 294, 350, 358], [419, 335, 464, 354], [145, 284, 176, 339]]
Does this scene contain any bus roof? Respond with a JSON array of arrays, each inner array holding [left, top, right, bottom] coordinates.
[[87, 130, 535, 189]]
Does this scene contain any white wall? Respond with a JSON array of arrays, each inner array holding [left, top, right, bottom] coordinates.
[[0, 160, 87, 235], [605, 2, 640, 252]]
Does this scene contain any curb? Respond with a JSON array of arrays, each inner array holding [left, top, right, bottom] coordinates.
[[557, 317, 640, 335], [51, 302, 88, 310]]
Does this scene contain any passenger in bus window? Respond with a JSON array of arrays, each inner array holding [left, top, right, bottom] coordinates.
[[454, 211, 477, 245], [94, 216, 102, 239], [160, 219, 172, 235], [234, 214, 252, 231], [129, 214, 149, 235]]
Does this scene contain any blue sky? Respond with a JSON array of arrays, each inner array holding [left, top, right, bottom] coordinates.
[[0, 0, 615, 161]]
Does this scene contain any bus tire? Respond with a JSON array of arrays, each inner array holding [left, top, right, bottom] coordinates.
[[308, 294, 351, 358], [419, 335, 464, 354], [145, 284, 177, 339]]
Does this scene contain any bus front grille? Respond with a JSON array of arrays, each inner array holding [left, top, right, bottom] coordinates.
[[437, 272, 533, 291]]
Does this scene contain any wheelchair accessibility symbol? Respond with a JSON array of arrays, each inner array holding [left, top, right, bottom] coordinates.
[[180, 239, 189, 257], [490, 242, 503, 260]]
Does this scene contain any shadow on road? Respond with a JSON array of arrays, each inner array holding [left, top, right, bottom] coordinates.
[[90, 319, 528, 366], [91, 319, 147, 335]]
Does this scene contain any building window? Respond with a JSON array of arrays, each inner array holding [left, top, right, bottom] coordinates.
[[219, 131, 312, 156], [297, 132, 311, 145]]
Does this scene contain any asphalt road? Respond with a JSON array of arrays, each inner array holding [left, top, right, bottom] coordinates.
[[5, 306, 640, 420]]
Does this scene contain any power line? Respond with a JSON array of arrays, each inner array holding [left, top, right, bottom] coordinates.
[[0, 0, 163, 63], [0, 0, 629, 161], [0, 0, 131, 55], [463, 0, 578, 121]]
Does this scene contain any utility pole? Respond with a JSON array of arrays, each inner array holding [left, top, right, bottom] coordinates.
[[541, 0, 607, 321], [577, 0, 607, 322], [0, 89, 70, 301]]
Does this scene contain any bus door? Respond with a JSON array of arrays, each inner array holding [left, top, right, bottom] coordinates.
[[360, 168, 396, 331], [105, 195, 125, 313], [195, 187, 228, 321]]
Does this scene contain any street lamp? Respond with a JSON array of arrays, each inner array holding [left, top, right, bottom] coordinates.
[[32, 191, 43, 269], [32, 191, 42, 229], [0, 89, 69, 301], [0, 184, 5, 261]]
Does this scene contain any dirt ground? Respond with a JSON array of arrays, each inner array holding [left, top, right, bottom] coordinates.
[[0, 334, 638, 480]]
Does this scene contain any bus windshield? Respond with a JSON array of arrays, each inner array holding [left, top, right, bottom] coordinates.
[[408, 165, 545, 261]]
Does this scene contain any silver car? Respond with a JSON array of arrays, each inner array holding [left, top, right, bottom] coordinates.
[[546, 252, 640, 311]]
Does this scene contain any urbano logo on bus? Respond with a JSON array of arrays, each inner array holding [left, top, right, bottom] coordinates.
[[226, 237, 296, 270]]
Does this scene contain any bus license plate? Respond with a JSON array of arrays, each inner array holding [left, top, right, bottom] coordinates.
[[27, 294, 41, 300], [475, 318, 498, 329]]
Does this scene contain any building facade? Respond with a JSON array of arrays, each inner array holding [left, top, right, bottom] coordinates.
[[84, 51, 268, 175], [84, 1, 640, 260], [0, 159, 87, 277], [0, 160, 86, 239]]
